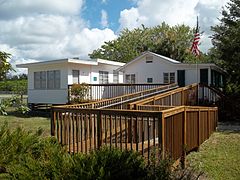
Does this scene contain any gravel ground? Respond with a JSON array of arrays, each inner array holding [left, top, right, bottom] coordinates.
[[217, 121, 240, 132]]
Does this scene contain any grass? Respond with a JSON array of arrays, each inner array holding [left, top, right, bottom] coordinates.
[[187, 131, 240, 180], [0, 109, 50, 136]]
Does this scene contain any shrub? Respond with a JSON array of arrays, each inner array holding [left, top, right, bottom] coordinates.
[[0, 123, 71, 179], [16, 104, 30, 115], [0, 98, 11, 115], [68, 147, 146, 180], [70, 83, 90, 103], [0, 124, 199, 179], [0, 79, 27, 92]]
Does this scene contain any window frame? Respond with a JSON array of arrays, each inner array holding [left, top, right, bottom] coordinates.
[[34, 70, 60, 90], [125, 74, 136, 84], [163, 72, 175, 84], [99, 71, 109, 84]]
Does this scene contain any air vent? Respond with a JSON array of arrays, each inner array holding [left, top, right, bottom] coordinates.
[[146, 55, 153, 63]]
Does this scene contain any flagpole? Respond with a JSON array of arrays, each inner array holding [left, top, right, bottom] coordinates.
[[190, 16, 200, 105]]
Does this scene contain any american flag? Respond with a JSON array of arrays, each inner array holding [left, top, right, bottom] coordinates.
[[190, 17, 200, 56]]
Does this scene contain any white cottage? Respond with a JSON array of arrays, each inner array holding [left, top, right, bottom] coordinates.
[[117, 51, 224, 88], [17, 58, 125, 105]]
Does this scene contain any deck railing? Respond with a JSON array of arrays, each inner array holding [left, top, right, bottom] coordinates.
[[62, 83, 178, 110], [128, 83, 198, 109], [68, 83, 168, 102], [51, 83, 220, 163], [51, 105, 218, 162], [160, 106, 217, 160]]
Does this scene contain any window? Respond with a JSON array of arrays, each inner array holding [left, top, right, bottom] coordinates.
[[113, 70, 119, 83], [125, 74, 135, 84], [99, 71, 109, 84], [34, 70, 60, 89], [147, 78, 153, 83], [170, 73, 175, 83], [47, 70, 61, 89], [163, 72, 175, 84], [72, 70, 79, 84], [146, 56, 153, 63], [163, 73, 169, 84], [34, 71, 46, 89]]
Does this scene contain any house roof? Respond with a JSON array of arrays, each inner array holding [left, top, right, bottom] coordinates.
[[117, 51, 224, 73], [117, 51, 181, 71], [16, 58, 125, 68]]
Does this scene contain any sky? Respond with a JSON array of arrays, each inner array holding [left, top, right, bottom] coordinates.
[[0, 0, 229, 73]]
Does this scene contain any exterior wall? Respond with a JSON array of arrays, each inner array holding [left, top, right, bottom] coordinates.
[[27, 63, 68, 104], [122, 55, 213, 86], [67, 63, 123, 85], [27, 61, 123, 104], [183, 64, 211, 86], [123, 56, 178, 84]]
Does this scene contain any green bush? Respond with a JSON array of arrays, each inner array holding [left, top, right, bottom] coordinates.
[[0, 98, 11, 115], [0, 123, 71, 179], [70, 83, 90, 103], [0, 79, 27, 93], [0, 124, 198, 180], [68, 147, 146, 180]]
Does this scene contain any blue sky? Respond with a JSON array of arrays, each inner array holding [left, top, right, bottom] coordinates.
[[82, 0, 136, 30], [0, 0, 229, 72]]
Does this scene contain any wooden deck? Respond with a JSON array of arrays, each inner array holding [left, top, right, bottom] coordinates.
[[51, 83, 221, 164]]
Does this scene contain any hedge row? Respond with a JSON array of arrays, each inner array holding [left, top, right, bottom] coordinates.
[[0, 80, 27, 93]]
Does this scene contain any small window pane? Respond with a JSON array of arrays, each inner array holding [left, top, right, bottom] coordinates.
[[34, 72, 41, 89], [147, 78, 153, 83], [72, 70, 79, 84], [113, 70, 119, 83], [99, 71, 109, 84], [130, 74, 135, 83], [47, 71, 54, 89], [40, 71, 46, 89], [170, 72, 175, 83], [163, 73, 169, 84], [54, 70, 60, 89]]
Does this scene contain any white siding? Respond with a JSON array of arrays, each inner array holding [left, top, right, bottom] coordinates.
[[122, 54, 213, 86], [123, 55, 177, 84], [26, 60, 124, 104], [27, 63, 68, 104]]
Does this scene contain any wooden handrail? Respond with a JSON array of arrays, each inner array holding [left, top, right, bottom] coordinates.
[[129, 83, 198, 107], [57, 83, 178, 109]]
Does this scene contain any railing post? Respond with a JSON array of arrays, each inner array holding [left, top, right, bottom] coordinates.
[[181, 90, 185, 105], [97, 110, 102, 149], [181, 106, 187, 168], [198, 108, 201, 147], [160, 113, 165, 159], [51, 108, 56, 136], [68, 85, 71, 104]]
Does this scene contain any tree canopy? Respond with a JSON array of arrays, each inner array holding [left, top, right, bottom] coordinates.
[[90, 23, 207, 63], [0, 51, 13, 81], [211, 0, 240, 93]]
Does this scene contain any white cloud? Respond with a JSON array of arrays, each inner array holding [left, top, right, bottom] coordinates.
[[0, 1, 117, 74], [119, 0, 229, 52], [0, 0, 84, 19], [101, 10, 109, 28], [101, 0, 107, 4]]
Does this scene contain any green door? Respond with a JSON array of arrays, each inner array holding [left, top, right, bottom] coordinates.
[[200, 69, 208, 85], [177, 70, 185, 87]]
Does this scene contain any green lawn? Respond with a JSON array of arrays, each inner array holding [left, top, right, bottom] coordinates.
[[0, 112, 50, 136], [187, 131, 240, 180]]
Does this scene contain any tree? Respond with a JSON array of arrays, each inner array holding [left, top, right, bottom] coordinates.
[[211, 0, 240, 93], [0, 51, 13, 81], [90, 23, 208, 63]]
